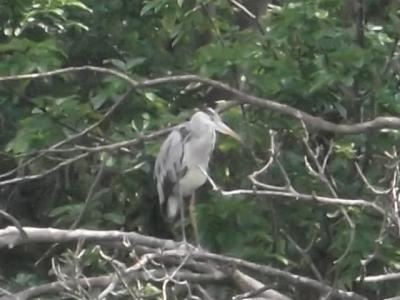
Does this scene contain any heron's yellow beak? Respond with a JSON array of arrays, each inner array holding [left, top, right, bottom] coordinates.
[[215, 121, 241, 142]]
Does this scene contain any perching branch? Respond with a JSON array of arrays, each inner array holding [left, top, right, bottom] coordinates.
[[1, 268, 225, 300], [232, 270, 291, 300], [0, 226, 366, 300]]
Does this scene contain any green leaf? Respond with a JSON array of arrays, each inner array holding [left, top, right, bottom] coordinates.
[[90, 93, 108, 110], [66, 1, 93, 13], [140, 2, 157, 16]]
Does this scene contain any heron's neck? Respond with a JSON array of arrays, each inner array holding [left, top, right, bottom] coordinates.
[[184, 127, 215, 167]]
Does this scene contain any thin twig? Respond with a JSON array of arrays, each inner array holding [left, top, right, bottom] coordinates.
[[301, 130, 356, 267], [0, 153, 89, 187], [71, 159, 106, 229], [280, 229, 323, 282], [354, 162, 391, 194], [228, 0, 265, 34]]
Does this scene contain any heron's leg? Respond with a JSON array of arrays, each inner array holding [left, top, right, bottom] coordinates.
[[177, 188, 187, 243], [189, 192, 200, 246]]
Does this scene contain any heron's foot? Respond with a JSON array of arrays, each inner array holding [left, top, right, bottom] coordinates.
[[192, 235, 203, 249], [177, 239, 197, 252], [214, 185, 223, 193], [195, 243, 204, 251]]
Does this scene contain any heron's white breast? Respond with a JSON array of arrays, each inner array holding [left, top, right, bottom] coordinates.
[[179, 167, 207, 196]]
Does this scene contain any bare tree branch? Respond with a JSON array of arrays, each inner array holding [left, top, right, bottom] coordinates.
[[357, 272, 400, 283], [193, 251, 366, 300], [280, 229, 323, 283], [227, 0, 265, 35], [0, 269, 224, 300], [301, 127, 355, 267], [0, 288, 15, 299], [229, 0, 256, 19], [354, 162, 391, 194], [0, 226, 176, 250], [0, 65, 400, 135], [232, 270, 292, 300], [203, 175, 385, 216], [0, 226, 366, 300]]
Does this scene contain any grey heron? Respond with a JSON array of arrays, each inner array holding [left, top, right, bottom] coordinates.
[[154, 108, 240, 242]]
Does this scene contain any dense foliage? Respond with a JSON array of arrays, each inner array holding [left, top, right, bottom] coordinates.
[[1, 0, 400, 299]]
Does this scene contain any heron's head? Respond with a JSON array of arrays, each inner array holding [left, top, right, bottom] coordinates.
[[191, 108, 241, 141]]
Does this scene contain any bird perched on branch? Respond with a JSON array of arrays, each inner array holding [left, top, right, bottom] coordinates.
[[154, 108, 241, 242]]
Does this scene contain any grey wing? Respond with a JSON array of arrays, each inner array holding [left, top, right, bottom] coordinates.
[[154, 125, 188, 206]]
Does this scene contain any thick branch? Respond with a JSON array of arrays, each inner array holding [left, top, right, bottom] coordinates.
[[1, 269, 225, 300], [194, 251, 365, 300], [0, 227, 366, 300], [357, 272, 400, 283], [0, 226, 177, 249], [0, 65, 399, 135], [232, 270, 291, 300]]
